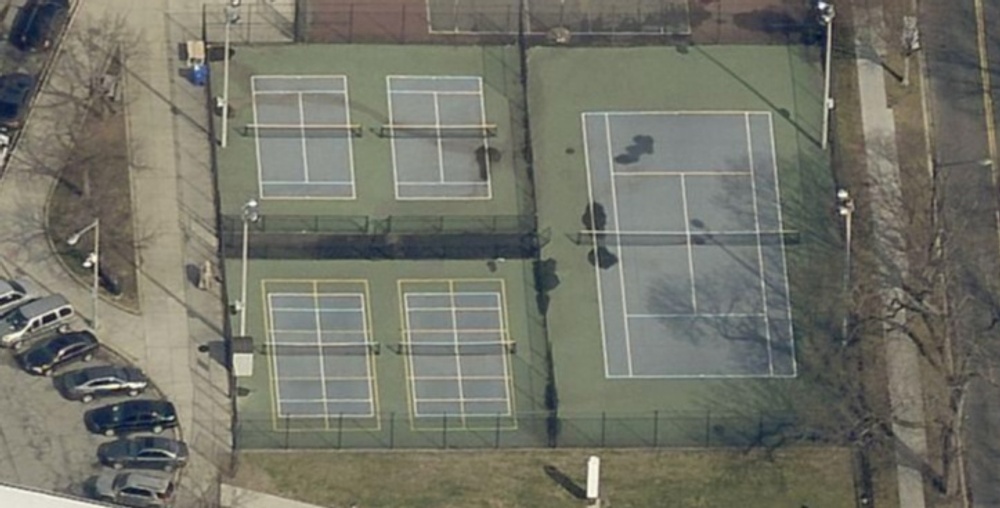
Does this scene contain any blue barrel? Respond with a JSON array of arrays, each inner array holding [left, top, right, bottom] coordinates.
[[190, 63, 208, 86]]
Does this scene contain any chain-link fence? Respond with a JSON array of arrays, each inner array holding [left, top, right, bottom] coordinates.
[[202, 1, 820, 46], [234, 409, 807, 450]]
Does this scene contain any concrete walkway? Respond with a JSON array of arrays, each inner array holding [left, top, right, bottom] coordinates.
[[221, 485, 334, 508], [852, 2, 929, 507]]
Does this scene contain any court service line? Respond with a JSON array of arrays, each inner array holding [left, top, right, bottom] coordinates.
[[744, 114, 775, 376], [342, 77, 358, 199], [448, 280, 468, 425], [260, 180, 353, 186], [766, 114, 797, 375], [311, 282, 332, 424], [604, 113, 635, 376], [679, 174, 698, 312], [580, 114, 614, 377], [386, 76, 403, 200], [477, 77, 494, 200], [397, 181, 490, 186], [253, 90, 345, 96], [433, 91, 446, 183], [390, 90, 483, 96], [297, 94, 311, 183], [613, 171, 752, 177], [411, 375, 509, 381]]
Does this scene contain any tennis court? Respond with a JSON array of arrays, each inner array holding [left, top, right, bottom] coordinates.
[[250, 76, 359, 199], [263, 280, 379, 424], [385, 76, 495, 200], [583, 111, 796, 379], [398, 279, 516, 429]]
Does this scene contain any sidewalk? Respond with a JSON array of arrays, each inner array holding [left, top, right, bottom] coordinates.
[[851, 2, 929, 507], [0, 0, 233, 504]]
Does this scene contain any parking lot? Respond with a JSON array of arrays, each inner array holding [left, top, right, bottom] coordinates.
[[0, 336, 176, 499]]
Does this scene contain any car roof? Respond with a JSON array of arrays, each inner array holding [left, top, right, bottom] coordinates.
[[121, 471, 172, 492], [120, 399, 174, 413], [72, 364, 129, 380], [17, 294, 68, 315], [39, 331, 96, 348]]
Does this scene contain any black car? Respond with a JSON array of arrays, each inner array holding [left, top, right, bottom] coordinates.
[[55, 365, 149, 403], [0, 73, 36, 129], [9, 0, 70, 52], [16, 330, 99, 376], [98, 436, 189, 472], [84, 400, 178, 437]]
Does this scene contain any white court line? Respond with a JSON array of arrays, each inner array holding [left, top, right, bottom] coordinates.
[[397, 181, 490, 186], [253, 90, 346, 96], [581, 113, 613, 378], [604, 113, 635, 377], [606, 372, 797, 380], [680, 174, 698, 312], [409, 375, 509, 381], [613, 171, 752, 177], [357, 281, 376, 412], [281, 397, 373, 403], [496, 279, 514, 417], [414, 396, 509, 404], [404, 329, 506, 334], [387, 75, 403, 200], [270, 330, 365, 335], [745, 113, 775, 376], [766, 113, 797, 376], [390, 90, 483, 96], [477, 77, 494, 200], [270, 306, 364, 313], [342, 76, 358, 199], [627, 313, 765, 319], [297, 94, 311, 182], [311, 283, 332, 420], [600, 110, 763, 117], [406, 291, 501, 299], [448, 281, 467, 425], [261, 180, 353, 186], [433, 91, 446, 182], [251, 78, 265, 199], [406, 306, 502, 312], [586, 229, 785, 236], [279, 375, 371, 382]]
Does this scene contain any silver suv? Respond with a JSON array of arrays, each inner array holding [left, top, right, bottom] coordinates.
[[93, 469, 174, 507], [0, 278, 39, 316]]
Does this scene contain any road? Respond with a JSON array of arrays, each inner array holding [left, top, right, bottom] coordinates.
[[921, 0, 1000, 505]]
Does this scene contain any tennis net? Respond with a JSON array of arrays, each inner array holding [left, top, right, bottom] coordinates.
[[392, 341, 516, 356], [575, 230, 800, 247], [264, 342, 381, 356], [243, 123, 363, 138], [377, 124, 498, 139]]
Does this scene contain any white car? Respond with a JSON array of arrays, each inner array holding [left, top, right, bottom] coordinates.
[[0, 133, 10, 167], [0, 278, 39, 317]]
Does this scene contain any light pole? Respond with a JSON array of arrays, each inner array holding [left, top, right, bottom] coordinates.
[[837, 189, 854, 343], [220, 0, 241, 148], [238, 198, 259, 337], [819, 1, 835, 150], [67, 219, 100, 331]]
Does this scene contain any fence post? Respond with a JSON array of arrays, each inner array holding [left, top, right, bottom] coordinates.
[[283, 416, 290, 449], [442, 414, 448, 449], [652, 410, 659, 448], [337, 413, 344, 449], [389, 412, 395, 449], [704, 410, 711, 447], [494, 413, 501, 449], [600, 411, 606, 447]]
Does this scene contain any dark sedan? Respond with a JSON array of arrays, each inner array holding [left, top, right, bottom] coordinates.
[[16, 330, 98, 376], [84, 400, 178, 437], [55, 365, 149, 403], [98, 436, 188, 472]]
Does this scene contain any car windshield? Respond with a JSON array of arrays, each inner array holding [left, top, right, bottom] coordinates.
[[112, 474, 129, 491], [26, 346, 54, 364], [5, 309, 26, 328]]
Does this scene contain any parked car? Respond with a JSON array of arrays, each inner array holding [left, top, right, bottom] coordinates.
[[93, 469, 175, 507], [0, 294, 74, 349], [56, 365, 149, 403], [9, 0, 70, 52], [0, 277, 39, 316], [0, 73, 36, 129], [16, 330, 98, 375], [98, 436, 189, 472], [84, 399, 178, 437]]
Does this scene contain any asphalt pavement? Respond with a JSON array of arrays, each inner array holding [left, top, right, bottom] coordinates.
[[922, 0, 1000, 505]]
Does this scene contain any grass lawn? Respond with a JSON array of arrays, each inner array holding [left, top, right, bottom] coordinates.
[[232, 447, 857, 508]]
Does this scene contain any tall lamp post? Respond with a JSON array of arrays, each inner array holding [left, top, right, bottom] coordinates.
[[819, 1, 836, 150], [238, 198, 259, 337], [220, 0, 241, 148], [67, 219, 100, 331], [837, 189, 854, 343]]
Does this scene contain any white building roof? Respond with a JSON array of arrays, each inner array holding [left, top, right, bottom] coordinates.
[[0, 482, 110, 508]]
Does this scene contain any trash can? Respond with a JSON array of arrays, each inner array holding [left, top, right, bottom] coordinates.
[[190, 63, 208, 87]]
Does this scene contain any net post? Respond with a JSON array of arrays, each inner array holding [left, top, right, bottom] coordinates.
[[652, 409, 659, 448]]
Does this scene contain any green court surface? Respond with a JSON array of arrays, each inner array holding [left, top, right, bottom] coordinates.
[[232, 258, 551, 449], [527, 46, 838, 424], [212, 44, 528, 219]]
